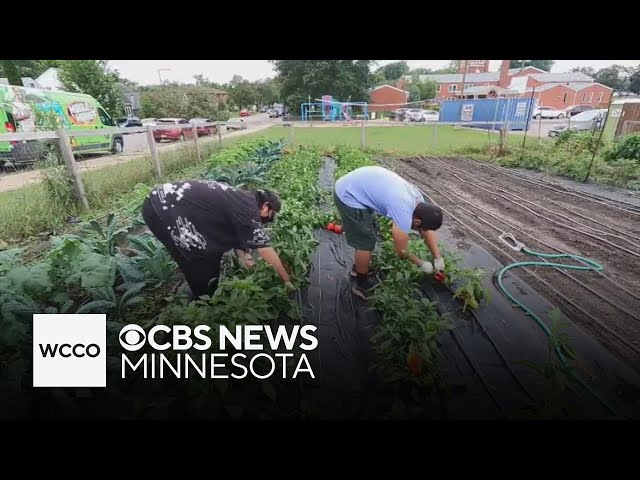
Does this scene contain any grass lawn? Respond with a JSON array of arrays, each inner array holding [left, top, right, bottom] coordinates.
[[260, 125, 546, 155]]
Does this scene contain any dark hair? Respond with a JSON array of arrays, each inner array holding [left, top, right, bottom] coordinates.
[[413, 202, 443, 231], [256, 189, 282, 212]]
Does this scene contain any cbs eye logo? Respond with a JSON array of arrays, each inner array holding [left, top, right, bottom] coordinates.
[[119, 325, 146, 352]]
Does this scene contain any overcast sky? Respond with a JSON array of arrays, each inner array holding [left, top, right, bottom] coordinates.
[[107, 60, 640, 85]]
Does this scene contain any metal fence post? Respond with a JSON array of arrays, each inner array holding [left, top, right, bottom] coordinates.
[[361, 119, 366, 148], [57, 129, 89, 210], [217, 122, 223, 145], [146, 125, 162, 179], [192, 125, 201, 161]]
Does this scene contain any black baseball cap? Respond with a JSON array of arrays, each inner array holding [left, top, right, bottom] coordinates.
[[256, 189, 282, 212], [413, 202, 443, 231]]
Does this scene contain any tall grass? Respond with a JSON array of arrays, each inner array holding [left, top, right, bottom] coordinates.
[[0, 134, 262, 243]]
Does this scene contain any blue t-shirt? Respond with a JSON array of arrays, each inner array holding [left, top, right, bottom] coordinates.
[[335, 166, 424, 233]]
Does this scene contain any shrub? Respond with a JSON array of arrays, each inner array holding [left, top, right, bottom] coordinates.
[[603, 133, 640, 163]]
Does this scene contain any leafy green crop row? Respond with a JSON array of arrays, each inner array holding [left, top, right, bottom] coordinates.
[[331, 146, 489, 415]]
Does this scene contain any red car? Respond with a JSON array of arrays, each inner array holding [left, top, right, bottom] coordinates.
[[239, 109, 250, 117], [189, 118, 217, 136], [153, 118, 195, 142]]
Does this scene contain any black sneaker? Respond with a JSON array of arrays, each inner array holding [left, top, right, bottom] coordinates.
[[351, 277, 379, 300], [349, 264, 379, 278]]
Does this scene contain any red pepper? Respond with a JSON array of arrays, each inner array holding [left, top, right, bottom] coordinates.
[[434, 272, 447, 282], [327, 222, 335, 231], [333, 225, 343, 234]]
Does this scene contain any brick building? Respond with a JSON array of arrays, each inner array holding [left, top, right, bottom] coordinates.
[[398, 61, 613, 109], [368, 84, 410, 112]]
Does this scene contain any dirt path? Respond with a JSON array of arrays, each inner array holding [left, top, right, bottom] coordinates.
[[384, 155, 640, 373], [0, 123, 274, 193]]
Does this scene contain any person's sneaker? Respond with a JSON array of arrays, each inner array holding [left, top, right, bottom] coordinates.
[[351, 277, 379, 300], [349, 264, 379, 278]]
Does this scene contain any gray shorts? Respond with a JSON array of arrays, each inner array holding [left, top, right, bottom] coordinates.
[[333, 191, 377, 251]]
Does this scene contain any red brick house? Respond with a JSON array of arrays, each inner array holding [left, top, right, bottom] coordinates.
[[368, 84, 410, 111], [397, 61, 612, 108]]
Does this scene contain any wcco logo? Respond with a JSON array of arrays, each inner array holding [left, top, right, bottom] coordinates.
[[33, 314, 106, 388]]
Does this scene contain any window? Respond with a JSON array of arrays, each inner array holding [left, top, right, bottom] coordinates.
[[124, 106, 132, 116], [588, 92, 594, 103], [598, 92, 604, 103], [98, 108, 114, 126], [465, 84, 473, 89], [179, 119, 190, 124], [436, 84, 441, 92], [448, 84, 457, 92], [563, 93, 568, 103], [583, 93, 587, 102]]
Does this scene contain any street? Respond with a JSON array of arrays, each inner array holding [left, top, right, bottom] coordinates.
[[0, 113, 280, 193]]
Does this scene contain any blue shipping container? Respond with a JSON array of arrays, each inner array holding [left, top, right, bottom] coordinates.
[[439, 97, 538, 131]]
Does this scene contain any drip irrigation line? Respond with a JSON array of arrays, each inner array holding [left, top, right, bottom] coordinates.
[[390, 160, 640, 355], [421, 156, 640, 249], [451, 156, 640, 216], [393, 161, 626, 417], [415, 157, 640, 306]]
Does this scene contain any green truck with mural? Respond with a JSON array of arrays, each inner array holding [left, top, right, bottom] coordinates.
[[0, 85, 124, 168]]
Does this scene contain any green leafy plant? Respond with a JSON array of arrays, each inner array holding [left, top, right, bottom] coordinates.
[[78, 282, 147, 319], [517, 309, 581, 419], [604, 133, 640, 163], [85, 213, 129, 256]]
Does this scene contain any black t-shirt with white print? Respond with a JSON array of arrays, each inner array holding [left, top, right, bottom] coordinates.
[[148, 179, 271, 259]]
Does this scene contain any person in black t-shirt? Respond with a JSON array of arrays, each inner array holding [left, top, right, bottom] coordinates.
[[141, 179, 294, 298]]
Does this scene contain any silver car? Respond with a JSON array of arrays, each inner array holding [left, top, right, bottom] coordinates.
[[408, 109, 440, 122], [548, 109, 607, 137]]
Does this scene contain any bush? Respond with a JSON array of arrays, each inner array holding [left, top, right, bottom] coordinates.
[[554, 130, 603, 154], [603, 133, 640, 163]]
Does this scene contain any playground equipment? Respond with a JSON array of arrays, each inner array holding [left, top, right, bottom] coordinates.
[[301, 95, 369, 122]]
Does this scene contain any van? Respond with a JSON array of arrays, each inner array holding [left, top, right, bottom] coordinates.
[[0, 85, 124, 168]]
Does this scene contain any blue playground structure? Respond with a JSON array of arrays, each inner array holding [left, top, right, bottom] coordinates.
[[301, 95, 369, 122]]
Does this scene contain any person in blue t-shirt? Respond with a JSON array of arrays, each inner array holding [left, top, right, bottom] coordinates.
[[334, 166, 444, 299]]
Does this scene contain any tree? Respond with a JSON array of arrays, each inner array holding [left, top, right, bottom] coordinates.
[[140, 86, 224, 119], [57, 60, 123, 116], [509, 60, 554, 72], [410, 67, 432, 75], [570, 66, 597, 77], [628, 66, 640, 94], [0, 60, 22, 85], [594, 65, 631, 91], [408, 84, 422, 103], [376, 61, 410, 81], [228, 79, 259, 109], [272, 60, 373, 113], [255, 78, 280, 106], [417, 80, 437, 101]]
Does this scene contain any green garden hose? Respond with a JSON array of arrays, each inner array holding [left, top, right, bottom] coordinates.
[[496, 233, 623, 418]]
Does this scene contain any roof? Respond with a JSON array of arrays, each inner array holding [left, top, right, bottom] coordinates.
[[526, 82, 612, 93], [508, 66, 547, 75], [531, 72, 593, 83], [403, 72, 500, 84], [460, 85, 508, 95], [370, 84, 410, 94]]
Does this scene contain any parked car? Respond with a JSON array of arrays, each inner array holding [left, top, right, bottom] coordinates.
[[115, 117, 143, 132], [564, 104, 594, 117], [267, 108, 280, 118], [260, 106, 268, 113], [141, 118, 157, 126], [408, 109, 440, 122], [548, 109, 608, 137], [239, 109, 250, 117], [391, 108, 408, 120], [153, 118, 195, 142], [226, 118, 247, 131], [532, 106, 565, 119], [189, 118, 217, 136]]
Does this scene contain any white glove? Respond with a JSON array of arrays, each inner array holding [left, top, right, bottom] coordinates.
[[434, 257, 445, 272], [419, 261, 434, 274]]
